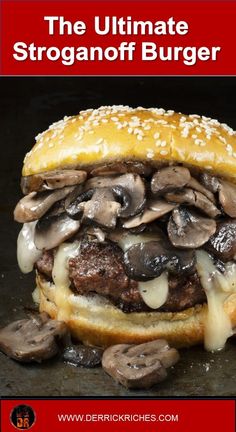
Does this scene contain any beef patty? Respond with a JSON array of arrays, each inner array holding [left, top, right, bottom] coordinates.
[[35, 240, 206, 313]]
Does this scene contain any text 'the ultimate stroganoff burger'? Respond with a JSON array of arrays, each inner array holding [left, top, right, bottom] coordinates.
[[14, 105, 236, 352]]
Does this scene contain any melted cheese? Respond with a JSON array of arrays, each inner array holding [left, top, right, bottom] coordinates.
[[196, 250, 236, 352], [52, 242, 80, 321], [117, 233, 169, 309], [138, 272, 169, 309], [17, 222, 42, 273], [117, 232, 163, 252]]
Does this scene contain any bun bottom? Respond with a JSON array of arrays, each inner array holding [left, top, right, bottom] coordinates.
[[35, 274, 236, 348]]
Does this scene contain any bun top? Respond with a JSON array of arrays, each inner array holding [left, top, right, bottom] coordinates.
[[22, 105, 236, 180]]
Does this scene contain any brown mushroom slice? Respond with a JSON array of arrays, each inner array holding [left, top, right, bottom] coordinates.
[[34, 212, 80, 250], [168, 207, 216, 249], [90, 161, 152, 177], [63, 345, 103, 367], [102, 340, 179, 389], [165, 188, 220, 218], [86, 173, 146, 217], [82, 188, 121, 229], [187, 177, 216, 203], [65, 188, 94, 220], [123, 240, 195, 280], [205, 219, 236, 261], [151, 166, 191, 195], [123, 200, 176, 229], [14, 186, 74, 223], [0, 313, 68, 362], [218, 180, 236, 217], [200, 172, 220, 193], [21, 170, 87, 194]]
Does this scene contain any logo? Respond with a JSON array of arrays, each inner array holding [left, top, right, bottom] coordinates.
[[10, 405, 36, 430]]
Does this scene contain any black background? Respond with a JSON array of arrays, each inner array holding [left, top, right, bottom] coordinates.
[[1, 77, 236, 397]]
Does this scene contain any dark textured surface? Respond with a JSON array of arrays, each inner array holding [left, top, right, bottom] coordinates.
[[1, 77, 236, 396]]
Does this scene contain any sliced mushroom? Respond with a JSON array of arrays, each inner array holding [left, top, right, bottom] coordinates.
[[63, 345, 103, 367], [102, 340, 179, 389], [65, 188, 94, 220], [21, 170, 87, 194], [187, 177, 216, 203], [81, 188, 121, 229], [123, 199, 176, 229], [218, 180, 236, 217], [205, 219, 236, 261], [200, 172, 220, 193], [168, 207, 216, 249], [86, 174, 146, 217], [123, 240, 195, 280], [165, 188, 220, 218], [34, 210, 80, 250], [151, 166, 191, 195], [0, 313, 68, 362], [14, 186, 74, 223], [90, 161, 152, 177]]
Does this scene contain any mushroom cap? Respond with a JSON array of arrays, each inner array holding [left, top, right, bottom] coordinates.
[[22, 106, 236, 183]]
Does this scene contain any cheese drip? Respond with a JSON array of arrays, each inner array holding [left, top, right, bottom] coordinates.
[[138, 272, 169, 309], [17, 222, 42, 273], [196, 250, 236, 352], [117, 233, 163, 252], [52, 242, 80, 321], [118, 233, 169, 309]]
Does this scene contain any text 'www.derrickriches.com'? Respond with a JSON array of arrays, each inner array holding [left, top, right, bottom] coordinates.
[[57, 413, 179, 422]]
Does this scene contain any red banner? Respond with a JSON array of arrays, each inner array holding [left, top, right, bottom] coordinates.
[[1, 1, 236, 75], [0, 399, 235, 432]]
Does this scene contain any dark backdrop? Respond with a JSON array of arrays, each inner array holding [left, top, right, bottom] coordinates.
[[1, 77, 236, 397]]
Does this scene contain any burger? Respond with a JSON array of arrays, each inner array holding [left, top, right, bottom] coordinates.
[[14, 105, 236, 352]]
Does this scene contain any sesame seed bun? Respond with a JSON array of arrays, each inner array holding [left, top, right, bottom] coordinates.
[[23, 105, 236, 181], [36, 273, 236, 348], [21, 106, 236, 350]]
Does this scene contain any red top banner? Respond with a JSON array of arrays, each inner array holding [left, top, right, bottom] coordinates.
[[1, 0, 236, 76]]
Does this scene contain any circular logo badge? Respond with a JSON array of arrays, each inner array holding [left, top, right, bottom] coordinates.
[[10, 405, 36, 430]]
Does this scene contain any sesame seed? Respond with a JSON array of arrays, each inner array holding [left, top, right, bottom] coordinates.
[[154, 132, 160, 139], [219, 136, 226, 144], [128, 127, 133, 134], [161, 140, 167, 147], [137, 135, 143, 141], [96, 138, 104, 145], [160, 150, 168, 156], [147, 150, 154, 159], [195, 139, 206, 146], [155, 119, 168, 125]]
